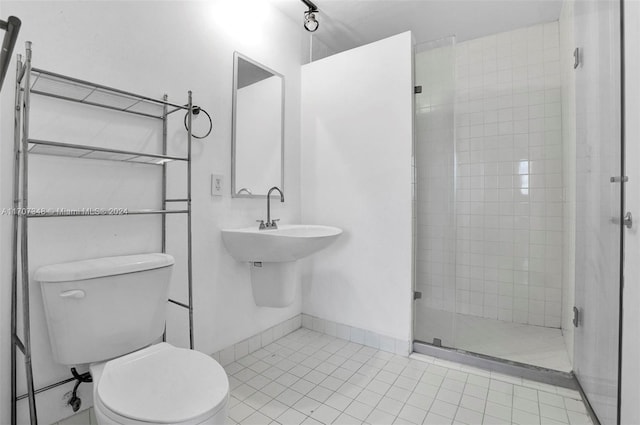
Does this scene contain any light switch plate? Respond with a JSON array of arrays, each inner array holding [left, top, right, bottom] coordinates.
[[211, 174, 223, 196]]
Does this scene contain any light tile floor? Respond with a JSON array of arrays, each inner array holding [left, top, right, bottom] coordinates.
[[225, 329, 591, 425]]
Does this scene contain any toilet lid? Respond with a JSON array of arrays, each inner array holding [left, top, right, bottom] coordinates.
[[97, 343, 228, 424]]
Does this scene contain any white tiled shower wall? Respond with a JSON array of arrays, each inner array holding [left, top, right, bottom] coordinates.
[[419, 22, 564, 329], [455, 22, 563, 328], [415, 38, 457, 314]]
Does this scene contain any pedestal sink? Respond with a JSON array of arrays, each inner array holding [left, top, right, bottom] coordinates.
[[221, 225, 342, 307], [221, 225, 342, 262]]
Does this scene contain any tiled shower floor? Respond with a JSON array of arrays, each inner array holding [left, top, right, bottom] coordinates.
[[225, 329, 591, 425], [414, 308, 572, 372], [453, 315, 572, 373]]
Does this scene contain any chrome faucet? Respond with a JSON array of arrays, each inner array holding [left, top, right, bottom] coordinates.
[[257, 186, 284, 230]]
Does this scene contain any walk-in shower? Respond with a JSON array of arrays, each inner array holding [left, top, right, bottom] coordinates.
[[414, 23, 572, 371], [412, 2, 624, 423]]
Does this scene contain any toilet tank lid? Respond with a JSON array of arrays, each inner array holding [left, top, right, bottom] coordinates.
[[34, 254, 175, 283]]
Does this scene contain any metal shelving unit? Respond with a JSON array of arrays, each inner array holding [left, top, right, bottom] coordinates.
[[10, 42, 196, 425]]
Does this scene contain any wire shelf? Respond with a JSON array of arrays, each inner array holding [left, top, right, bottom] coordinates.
[[29, 68, 189, 119], [27, 139, 188, 165]]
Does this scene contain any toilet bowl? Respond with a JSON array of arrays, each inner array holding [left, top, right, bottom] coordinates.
[[35, 254, 229, 424], [91, 343, 228, 425]]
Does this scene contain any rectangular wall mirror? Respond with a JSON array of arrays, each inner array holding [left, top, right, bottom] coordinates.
[[231, 52, 284, 198]]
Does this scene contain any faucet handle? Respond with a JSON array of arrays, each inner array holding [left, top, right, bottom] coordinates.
[[256, 219, 266, 230], [268, 219, 280, 229]]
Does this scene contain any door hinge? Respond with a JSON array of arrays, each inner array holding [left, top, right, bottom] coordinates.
[[573, 47, 581, 69], [610, 176, 629, 183], [611, 212, 633, 229], [414, 85, 422, 94], [573, 306, 580, 327], [413, 291, 422, 300], [624, 212, 633, 229]]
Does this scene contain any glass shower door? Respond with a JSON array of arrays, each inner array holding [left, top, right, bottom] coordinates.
[[413, 37, 457, 347], [572, 0, 622, 423]]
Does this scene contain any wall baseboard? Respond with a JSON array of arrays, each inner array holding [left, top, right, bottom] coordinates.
[[300, 313, 411, 356], [212, 314, 303, 366]]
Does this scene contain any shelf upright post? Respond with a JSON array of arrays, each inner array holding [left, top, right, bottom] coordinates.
[[187, 91, 194, 350], [161, 95, 168, 343], [162, 94, 168, 254], [10, 52, 23, 425], [20, 40, 38, 425]]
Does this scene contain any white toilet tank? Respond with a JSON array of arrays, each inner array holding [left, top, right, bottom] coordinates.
[[35, 253, 174, 366]]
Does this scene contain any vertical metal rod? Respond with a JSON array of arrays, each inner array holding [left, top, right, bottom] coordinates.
[[187, 91, 194, 350], [21, 41, 38, 425], [162, 94, 168, 253], [162, 94, 168, 343], [617, 0, 626, 422], [10, 53, 23, 425]]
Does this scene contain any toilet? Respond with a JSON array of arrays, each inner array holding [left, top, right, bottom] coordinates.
[[35, 253, 229, 425]]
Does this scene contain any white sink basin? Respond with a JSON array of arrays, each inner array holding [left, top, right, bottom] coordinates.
[[221, 224, 342, 262]]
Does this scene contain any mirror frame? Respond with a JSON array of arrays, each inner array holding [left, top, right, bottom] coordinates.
[[231, 51, 285, 199]]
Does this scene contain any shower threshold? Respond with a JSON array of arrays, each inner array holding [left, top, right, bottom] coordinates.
[[413, 340, 576, 389]]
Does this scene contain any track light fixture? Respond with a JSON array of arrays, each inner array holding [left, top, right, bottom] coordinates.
[[301, 0, 319, 32]]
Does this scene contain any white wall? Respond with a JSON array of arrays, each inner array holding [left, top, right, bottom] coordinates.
[[621, 1, 640, 423], [559, 0, 576, 365], [300, 32, 414, 346], [454, 22, 564, 327], [0, 2, 302, 424]]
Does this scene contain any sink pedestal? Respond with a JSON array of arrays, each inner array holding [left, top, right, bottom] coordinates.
[[221, 224, 342, 308], [250, 261, 297, 307]]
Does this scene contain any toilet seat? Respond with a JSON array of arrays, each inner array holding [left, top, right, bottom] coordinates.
[[96, 343, 228, 424]]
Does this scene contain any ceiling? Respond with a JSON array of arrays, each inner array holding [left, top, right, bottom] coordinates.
[[271, 0, 563, 60]]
